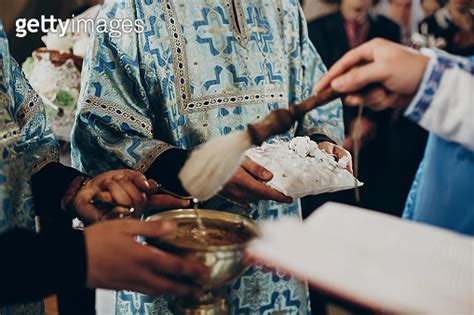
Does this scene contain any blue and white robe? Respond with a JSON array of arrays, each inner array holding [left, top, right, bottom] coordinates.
[[72, 1, 344, 314], [403, 49, 474, 236], [0, 22, 59, 315]]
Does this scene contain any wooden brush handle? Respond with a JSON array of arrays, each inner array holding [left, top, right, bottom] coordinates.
[[247, 109, 296, 146], [289, 87, 342, 120], [247, 87, 341, 146]]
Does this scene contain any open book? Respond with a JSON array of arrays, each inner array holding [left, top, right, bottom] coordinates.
[[248, 203, 474, 314]]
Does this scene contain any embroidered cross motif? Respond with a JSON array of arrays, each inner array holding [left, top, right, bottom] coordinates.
[[248, 7, 274, 53], [194, 7, 236, 56]]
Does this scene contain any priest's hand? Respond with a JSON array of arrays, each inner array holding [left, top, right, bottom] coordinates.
[[221, 157, 293, 205], [314, 38, 429, 110], [66, 170, 188, 224], [318, 141, 353, 174], [85, 219, 208, 297]]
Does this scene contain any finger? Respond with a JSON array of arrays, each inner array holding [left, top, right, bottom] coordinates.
[[109, 170, 151, 193], [102, 206, 135, 220], [334, 146, 353, 174], [127, 171, 152, 193], [116, 178, 147, 214], [93, 191, 114, 204], [375, 92, 402, 110], [144, 248, 209, 281], [363, 87, 389, 110], [146, 179, 159, 195], [221, 185, 253, 205], [221, 180, 253, 204], [140, 271, 201, 297], [148, 194, 190, 209], [331, 63, 385, 93], [343, 94, 365, 107], [237, 172, 292, 203], [103, 180, 133, 207], [241, 157, 273, 181], [318, 142, 335, 154], [314, 41, 376, 93], [75, 203, 102, 224], [122, 219, 177, 237]]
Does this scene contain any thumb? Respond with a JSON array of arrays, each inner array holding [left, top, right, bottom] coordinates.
[[123, 219, 177, 237], [331, 63, 383, 93]]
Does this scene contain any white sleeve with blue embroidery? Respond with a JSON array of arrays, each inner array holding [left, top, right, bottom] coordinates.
[[404, 49, 474, 151]]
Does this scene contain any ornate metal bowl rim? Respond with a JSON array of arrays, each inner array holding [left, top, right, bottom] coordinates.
[[145, 209, 260, 252]]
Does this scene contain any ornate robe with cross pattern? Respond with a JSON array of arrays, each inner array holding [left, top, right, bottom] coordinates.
[[0, 22, 59, 315], [71, 0, 344, 314]]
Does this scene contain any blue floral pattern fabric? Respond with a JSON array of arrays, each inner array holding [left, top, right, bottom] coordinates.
[[72, 1, 344, 314], [0, 21, 59, 315]]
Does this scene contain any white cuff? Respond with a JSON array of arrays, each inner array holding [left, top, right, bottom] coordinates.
[[404, 49, 438, 122]]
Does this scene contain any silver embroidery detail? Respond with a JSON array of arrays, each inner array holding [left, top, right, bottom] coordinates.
[[164, 0, 287, 114], [82, 96, 153, 137], [31, 148, 59, 174], [0, 124, 21, 144], [134, 143, 174, 173], [163, 0, 192, 114], [225, 0, 250, 48], [186, 90, 286, 112], [16, 92, 43, 128]]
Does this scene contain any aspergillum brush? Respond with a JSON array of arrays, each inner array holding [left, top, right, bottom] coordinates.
[[178, 86, 343, 201]]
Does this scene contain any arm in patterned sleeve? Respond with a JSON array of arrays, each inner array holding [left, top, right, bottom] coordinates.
[[71, 3, 187, 192], [0, 25, 88, 303], [7, 57, 87, 218], [8, 57, 60, 177], [291, 4, 344, 145], [404, 49, 474, 151]]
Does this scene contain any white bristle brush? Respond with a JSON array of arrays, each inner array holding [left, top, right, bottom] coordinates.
[[179, 86, 343, 201]]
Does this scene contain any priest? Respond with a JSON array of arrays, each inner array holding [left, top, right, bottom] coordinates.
[[72, 1, 348, 313]]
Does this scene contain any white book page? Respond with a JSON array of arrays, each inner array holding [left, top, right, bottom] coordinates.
[[248, 203, 474, 314]]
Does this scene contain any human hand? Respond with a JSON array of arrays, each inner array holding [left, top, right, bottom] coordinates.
[[72, 170, 188, 224], [221, 158, 293, 205], [69, 170, 149, 223], [84, 219, 209, 297], [318, 141, 354, 174], [314, 38, 430, 111]]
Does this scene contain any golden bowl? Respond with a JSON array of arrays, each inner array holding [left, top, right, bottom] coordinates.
[[145, 209, 259, 291]]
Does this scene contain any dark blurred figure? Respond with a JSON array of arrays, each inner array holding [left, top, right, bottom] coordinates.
[[302, 0, 340, 22], [71, 0, 103, 16], [3, 2, 100, 313], [306, 0, 401, 215], [380, 0, 432, 217], [419, 0, 474, 56], [308, 0, 401, 67], [420, 0, 445, 17], [387, 0, 414, 43], [3, 0, 64, 63], [306, 3, 401, 314]]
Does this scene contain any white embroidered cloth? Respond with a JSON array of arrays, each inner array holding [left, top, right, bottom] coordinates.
[[246, 137, 362, 198]]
